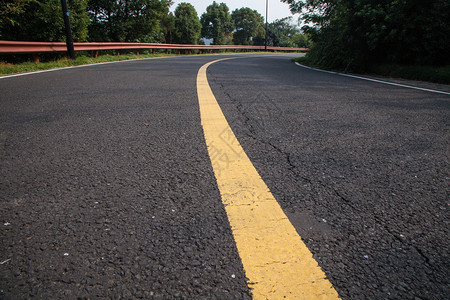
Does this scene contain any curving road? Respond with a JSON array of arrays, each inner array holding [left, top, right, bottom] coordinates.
[[1, 54, 449, 299]]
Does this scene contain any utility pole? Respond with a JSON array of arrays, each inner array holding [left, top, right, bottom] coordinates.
[[265, 0, 268, 51], [61, 0, 75, 60]]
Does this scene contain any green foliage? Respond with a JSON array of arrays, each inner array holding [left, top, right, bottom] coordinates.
[[161, 12, 175, 43], [291, 32, 311, 48], [86, 0, 115, 41], [369, 64, 450, 85], [0, 0, 89, 41], [88, 0, 173, 42], [174, 3, 201, 44], [1, 0, 317, 52], [282, 0, 450, 70], [200, 1, 233, 45], [231, 7, 264, 45], [0, 0, 36, 26], [263, 17, 311, 48], [292, 57, 450, 85], [291, 56, 308, 64]]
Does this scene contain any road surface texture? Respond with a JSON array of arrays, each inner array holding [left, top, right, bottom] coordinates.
[[1, 54, 449, 299]]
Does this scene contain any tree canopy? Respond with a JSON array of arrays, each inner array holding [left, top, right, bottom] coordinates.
[[264, 17, 310, 48], [0, 0, 314, 51], [0, 0, 36, 27], [200, 2, 233, 45], [231, 7, 265, 45], [282, 0, 450, 70], [0, 0, 89, 42], [174, 2, 201, 44], [160, 11, 175, 43], [88, 0, 173, 42]]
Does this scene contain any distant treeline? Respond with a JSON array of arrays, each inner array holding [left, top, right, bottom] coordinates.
[[282, 0, 450, 71], [0, 0, 311, 48]]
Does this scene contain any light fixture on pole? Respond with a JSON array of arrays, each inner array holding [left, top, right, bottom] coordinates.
[[265, 0, 268, 50]]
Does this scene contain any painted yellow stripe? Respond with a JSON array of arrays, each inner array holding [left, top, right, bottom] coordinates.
[[197, 58, 340, 299]]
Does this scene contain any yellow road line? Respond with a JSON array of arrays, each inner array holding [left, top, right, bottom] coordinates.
[[197, 58, 340, 299]]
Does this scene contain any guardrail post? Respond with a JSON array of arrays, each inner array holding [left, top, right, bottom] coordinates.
[[188, 50, 191, 55], [116, 50, 120, 56], [136, 51, 139, 56], [178, 50, 180, 55], [165, 49, 168, 54], [152, 49, 155, 55], [32, 53, 39, 63], [93, 51, 98, 58]]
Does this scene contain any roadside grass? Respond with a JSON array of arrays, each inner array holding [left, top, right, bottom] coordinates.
[[0, 52, 177, 75], [1, 50, 302, 76], [292, 56, 450, 85]]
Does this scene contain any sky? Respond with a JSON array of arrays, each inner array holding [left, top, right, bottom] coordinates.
[[170, 0, 299, 23]]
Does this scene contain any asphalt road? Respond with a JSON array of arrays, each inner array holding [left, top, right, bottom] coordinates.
[[1, 54, 449, 299]]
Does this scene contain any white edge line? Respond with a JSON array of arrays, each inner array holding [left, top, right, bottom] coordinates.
[[295, 62, 450, 96]]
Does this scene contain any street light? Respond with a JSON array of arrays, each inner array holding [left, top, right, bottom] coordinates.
[[265, 0, 268, 50]]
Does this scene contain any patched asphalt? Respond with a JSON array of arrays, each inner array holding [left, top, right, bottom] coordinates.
[[1, 54, 449, 299]]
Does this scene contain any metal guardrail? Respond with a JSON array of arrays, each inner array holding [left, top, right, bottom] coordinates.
[[0, 40, 308, 62]]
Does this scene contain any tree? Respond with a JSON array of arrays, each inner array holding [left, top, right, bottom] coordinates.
[[88, 0, 173, 42], [0, 0, 89, 42], [261, 17, 310, 48], [200, 1, 233, 45], [266, 17, 297, 47], [0, 0, 36, 26], [291, 32, 311, 48], [87, 0, 118, 42], [174, 2, 201, 44], [161, 11, 175, 43], [281, 0, 450, 69], [231, 7, 265, 45]]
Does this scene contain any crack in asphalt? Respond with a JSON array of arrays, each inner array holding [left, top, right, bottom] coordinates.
[[212, 75, 437, 273], [203, 58, 450, 299]]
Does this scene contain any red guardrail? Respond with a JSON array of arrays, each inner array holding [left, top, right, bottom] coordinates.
[[0, 40, 308, 62]]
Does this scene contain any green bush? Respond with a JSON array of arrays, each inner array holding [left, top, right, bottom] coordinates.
[[370, 64, 450, 84], [293, 56, 450, 84]]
